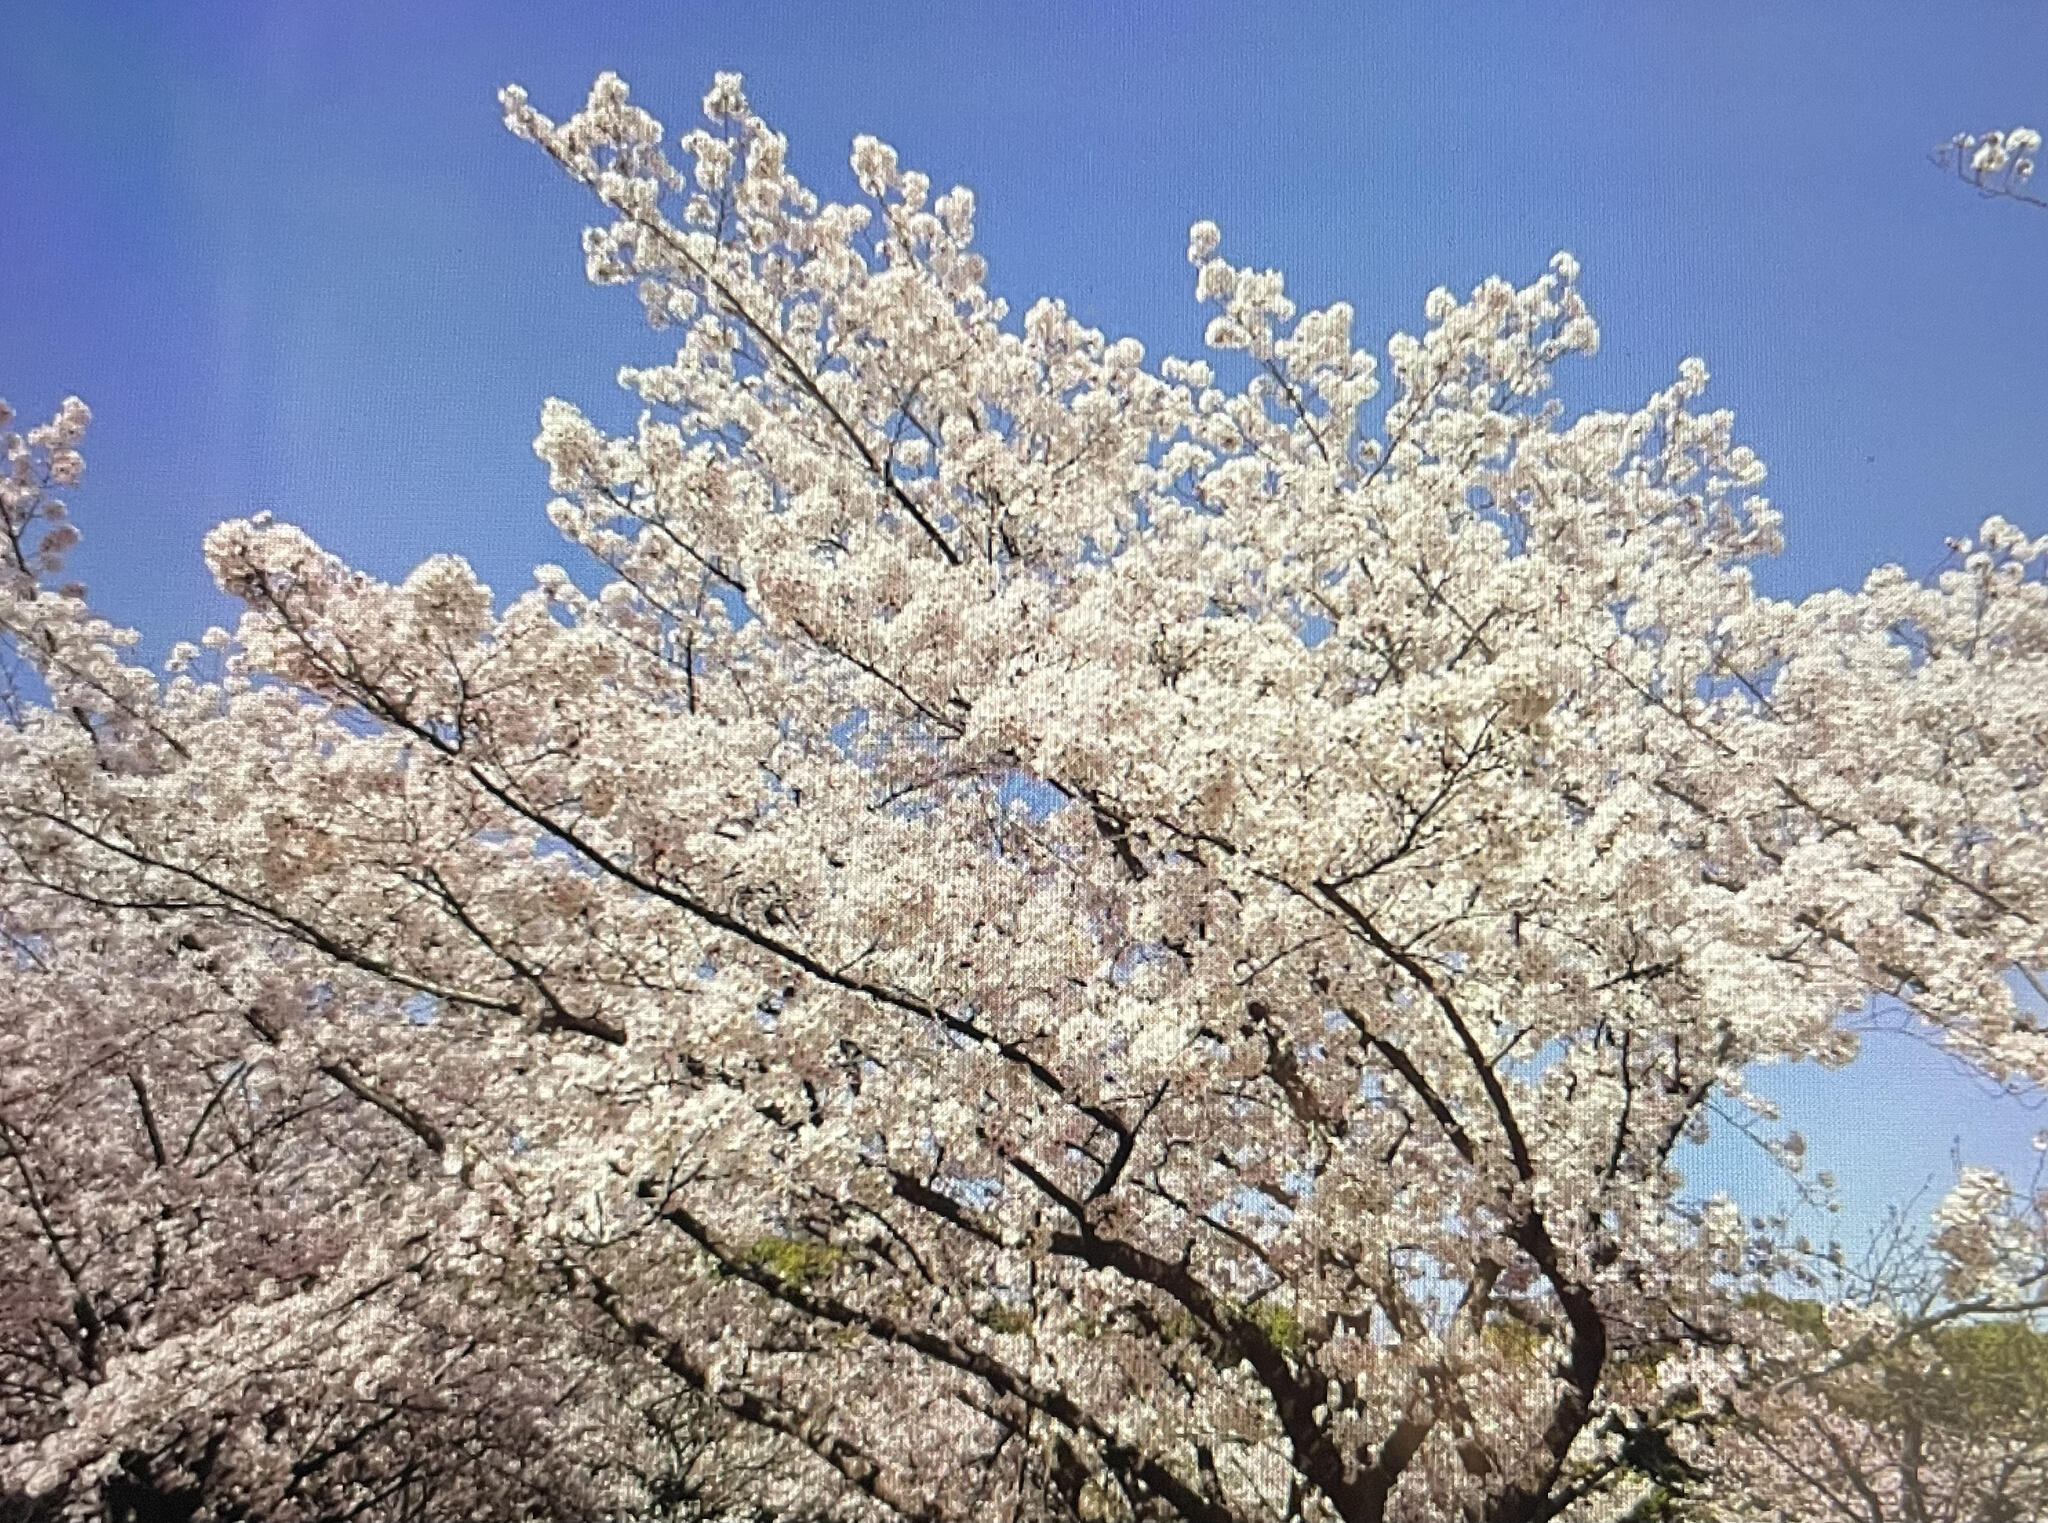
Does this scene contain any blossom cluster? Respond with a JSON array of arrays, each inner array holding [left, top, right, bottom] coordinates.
[[1936, 124, 2045, 205]]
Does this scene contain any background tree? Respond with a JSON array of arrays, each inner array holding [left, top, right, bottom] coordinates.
[[0, 390, 832, 1523], [1704, 1173, 2048, 1523], [4, 71, 2047, 1523]]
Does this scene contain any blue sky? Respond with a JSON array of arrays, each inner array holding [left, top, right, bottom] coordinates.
[[4, 1, 2044, 1250]]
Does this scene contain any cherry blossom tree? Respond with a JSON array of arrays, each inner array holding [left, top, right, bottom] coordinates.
[[1703, 1173, 2048, 1522], [5, 70, 2048, 1522], [0, 393, 818, 1523]]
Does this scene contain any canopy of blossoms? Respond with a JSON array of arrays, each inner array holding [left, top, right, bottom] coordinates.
[[2, 73, 2044, 1523]]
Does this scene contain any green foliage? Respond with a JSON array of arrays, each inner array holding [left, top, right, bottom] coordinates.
[[1481, 1316, 1546, 1365], [1615, 1482, 1692, 1522], [1911, 1317, 2048, 1423], [1086, 1297, 1304, 1355], [1741, 1290, 1833, 1346], [1748, 1291, 2048, 1414], [743, 1236, 843, 1288], [1245, 1299, 1304, 1355], [976, 1302, 1034, 1336]]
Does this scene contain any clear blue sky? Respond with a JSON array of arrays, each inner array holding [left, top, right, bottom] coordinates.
[[4, 1, 2045, 1251]]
